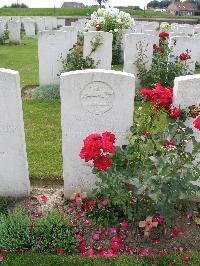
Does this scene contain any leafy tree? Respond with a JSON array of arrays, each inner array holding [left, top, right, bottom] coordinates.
[[96, 0, 108, 8], [3, 3, 29, 8], [147, 0, 171, 9]]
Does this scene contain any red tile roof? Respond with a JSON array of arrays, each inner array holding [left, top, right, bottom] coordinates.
[[174, 2, 196, 11]]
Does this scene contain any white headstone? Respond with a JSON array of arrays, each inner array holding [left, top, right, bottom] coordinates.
[[173, 74, 200, 159], [83, 31, 113, 70], [60, 69, 135, 196], [45, 17, 57, 30], [0, 68, 30, 197], [35, 17, 45, 33], [124, 33, 155, 86], [0, 17, 7, 41], [169, 36, 196, 72], [38, 30, 75, 85], [23, 18, 36, 37], [60, 26, 78, 46], [8, 19, 21, 44]]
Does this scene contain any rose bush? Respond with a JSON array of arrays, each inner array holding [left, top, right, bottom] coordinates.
[[80, 85, 200, 222], [135, 31, 192, 88]]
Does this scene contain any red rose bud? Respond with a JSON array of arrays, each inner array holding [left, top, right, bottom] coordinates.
[[153, 44, 159, 49], [96, 24, 101, 31], [168, 105, 182, 119]]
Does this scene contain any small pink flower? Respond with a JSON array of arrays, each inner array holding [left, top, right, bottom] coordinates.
[[84, 248, 94, 257], [104, 249, 114, 257], [92, 233, 100, 241], [186, 212, 193, 219], [100, 230, 108, 236], [40, 195, 47, 202], [0, 256, 4, 262], [152, 237, 160, 244], [178, 227, 186, 234], [102, 198, 108, 206], [109, 227, 117, 234], [120, 221, 128, 231]]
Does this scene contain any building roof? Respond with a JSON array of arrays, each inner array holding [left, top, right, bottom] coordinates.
[[62, 2, 85, 8], [167, 2, 197, 11]]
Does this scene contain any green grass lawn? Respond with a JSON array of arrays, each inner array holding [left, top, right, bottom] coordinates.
[[0, 7, 199, 21], [0, 39, 38, 87], [23, 100, 62, 179], [2, 252, 200, 266]]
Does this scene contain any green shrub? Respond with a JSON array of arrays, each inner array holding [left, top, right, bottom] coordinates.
[[135, 35, 192, 88], [32, 209, 77, 254], [0, 209, 33, 251], [0, 197, 15, 215], [60, 44, 97, 73], [32, 85, 60, 99]]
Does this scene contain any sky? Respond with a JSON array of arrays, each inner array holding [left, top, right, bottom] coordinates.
[[0, 0, 150, 9]]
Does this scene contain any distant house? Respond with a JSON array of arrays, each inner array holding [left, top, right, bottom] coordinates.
[[62, 2, 85, 8], [166, 0, 197, 16]]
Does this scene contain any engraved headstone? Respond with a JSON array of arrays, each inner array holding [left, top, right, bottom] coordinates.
[[60, 69, 135, 196], [38, 30, 76, 85], [83, 31, 113, 70], [0, 68, 30, 196]]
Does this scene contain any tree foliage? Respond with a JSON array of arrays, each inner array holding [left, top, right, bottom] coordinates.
[[147, 0, 171, 9]]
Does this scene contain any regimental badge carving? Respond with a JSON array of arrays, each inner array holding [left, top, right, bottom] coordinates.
[[80, 81, 115, 115]]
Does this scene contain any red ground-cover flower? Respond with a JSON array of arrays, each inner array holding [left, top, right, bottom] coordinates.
[[57, 247, 64, 254], [182, 255, 189, 262], [193, 116, 200, 130], [140, 83, 173, 110], [0, 256, 4, 262], [40, 195, 47, 202], [170, 229, 179, 238], [159, 31, 169, 40]]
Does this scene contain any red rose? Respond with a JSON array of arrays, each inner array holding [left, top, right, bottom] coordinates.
[[159, 31, 169, 40], [93, 156, 112, 171], [179, 51, 191, 61], [140, 83, 173, 110], [193, 116, 200, 130], [168, 105, 182, 119]]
